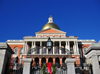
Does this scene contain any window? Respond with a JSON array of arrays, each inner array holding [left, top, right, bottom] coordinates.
[[43, 47, 46, 54], [14, 48, 18, 55], [19, 59, 22, 64], [55, 47, 59, 54], [62, 47, 65, 54], [70, 47, 73, 54], [79, 47, 82, 58], [13, 59, 16, 65], [21, 48, 23, 54], [84, 48, 87, 55], [37, 47, 40, 54]]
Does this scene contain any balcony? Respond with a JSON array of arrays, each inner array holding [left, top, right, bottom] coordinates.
[[26, 47, 74, 55]]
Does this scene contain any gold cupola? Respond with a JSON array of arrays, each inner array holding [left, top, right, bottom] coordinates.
[[41, 15, 60, 31]]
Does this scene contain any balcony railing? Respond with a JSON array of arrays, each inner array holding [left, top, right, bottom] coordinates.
[[27, 47, 74, 55]]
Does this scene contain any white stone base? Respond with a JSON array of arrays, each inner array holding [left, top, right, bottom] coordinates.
[[23, 58, 32, 74], [65, 58, 76, 74]]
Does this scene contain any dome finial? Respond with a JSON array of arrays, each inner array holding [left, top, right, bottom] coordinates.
[[48, 15, 53, 23]]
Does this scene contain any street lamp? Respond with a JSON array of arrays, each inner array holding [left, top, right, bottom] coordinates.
[[46, 37, 53, 52]]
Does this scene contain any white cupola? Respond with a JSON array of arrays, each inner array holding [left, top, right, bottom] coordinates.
[[48, 15, 53, 23]]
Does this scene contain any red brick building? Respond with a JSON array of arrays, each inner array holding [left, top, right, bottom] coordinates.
[[7, 16, 95, 67]]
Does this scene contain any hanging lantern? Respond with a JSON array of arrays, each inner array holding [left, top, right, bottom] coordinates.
[[46, 37, 53, 52]]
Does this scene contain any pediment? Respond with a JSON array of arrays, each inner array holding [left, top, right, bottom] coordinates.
[[36, 28, 66, 34]]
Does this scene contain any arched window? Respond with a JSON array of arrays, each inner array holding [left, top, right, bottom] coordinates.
[[84, 48, 87, 55], [21, 48, 23, 54], [14, 48, 18, 55]]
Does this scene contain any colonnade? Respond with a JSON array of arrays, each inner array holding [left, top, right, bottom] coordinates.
[[23, 41, 79, 55]]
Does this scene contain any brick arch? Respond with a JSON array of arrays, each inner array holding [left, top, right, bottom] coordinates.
[[42, 57, 46, 66], [13, 46, 18, 50], [35, 57, 39, 66], [13, 47, 19, 52], [62, 57, 66, 64], [48, 57, 53, 63]]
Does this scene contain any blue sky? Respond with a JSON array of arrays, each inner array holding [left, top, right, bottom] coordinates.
[[0, 0, 100, 42]]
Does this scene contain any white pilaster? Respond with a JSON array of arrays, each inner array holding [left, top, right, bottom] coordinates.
[[59, 41, 61, 54]]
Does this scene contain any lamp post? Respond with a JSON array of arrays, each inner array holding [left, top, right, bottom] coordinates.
[[46, 37, 53, 52]]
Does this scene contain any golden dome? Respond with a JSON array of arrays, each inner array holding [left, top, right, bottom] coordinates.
[[41, 15, 60, 31], [41, 22, 60, 31]]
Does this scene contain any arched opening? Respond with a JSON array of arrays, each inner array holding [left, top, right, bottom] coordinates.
[[48, 57, 53, 63], [20, 48, 23, 54], [42, 58, 46, 66], [55, 58, 60, 67], [14, 48, 18, 55], [35, 57, 39, 66], [62, 57, 66, 64]]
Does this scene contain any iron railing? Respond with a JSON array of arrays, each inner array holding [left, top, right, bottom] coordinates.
[[9, 63, 23, 74]]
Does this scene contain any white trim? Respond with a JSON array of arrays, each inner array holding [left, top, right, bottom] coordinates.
[[80, 43, 93, 44], [7, 43, 24, 44]]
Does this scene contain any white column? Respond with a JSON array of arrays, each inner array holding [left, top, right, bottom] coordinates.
[[59, 41, 61, 54], [31, 41, 33, 48], [65, 58, 76, 74], [34, 41, 36, 48], [91, 55, 100, 74], [25, 41, 27, 54], [47, 48, 48, 54], [32, 41, 36, 54], [74, 41, 77, 54], [68, 41, 70, 51], [76, 41, 79, 54], [40, 41, 42, 54], [23, 42, 25, 54], [53, 41, 55, 54], [23, 58, 32, 74], [65, 41, 68, 54]]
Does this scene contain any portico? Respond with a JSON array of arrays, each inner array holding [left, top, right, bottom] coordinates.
[[23, 40, 79, 55]]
